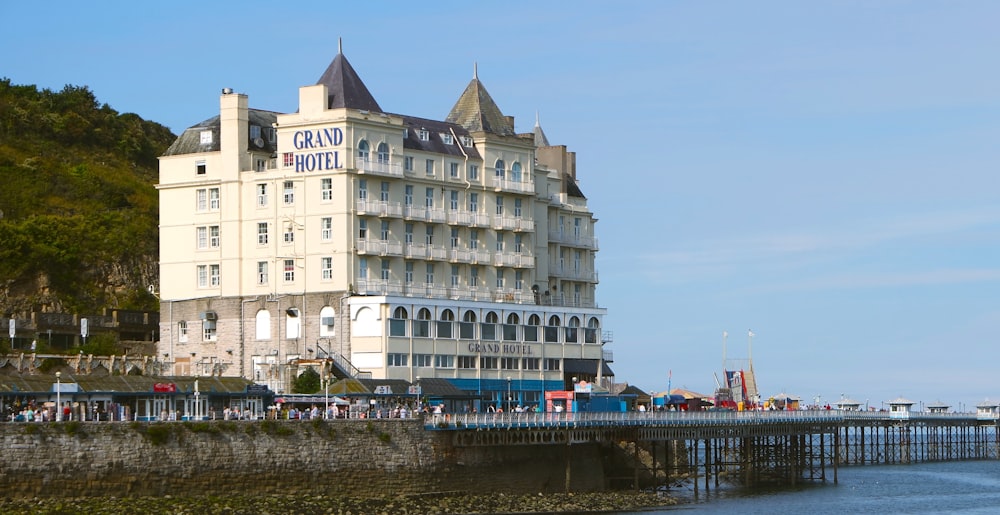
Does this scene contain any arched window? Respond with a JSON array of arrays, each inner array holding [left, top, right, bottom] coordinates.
[[502, 312, 519, 341], [568, 316, 580, 327], [376, 142, 389, 164], [528, 314, 541, 326], [438, 309, 455, 339], [485, 311, 499, 324], [415, 307, 432, 337], [463, 310, 477, 323], [255, 309, 271, 340], [545, 315, 561, 343], [511, 162, 522, 182], [585, 317, 600, 344], [320, 306, 336, 337], [506, 313, 520, 325], [390, 306, 408, 337], [459, 309, 477, 339], [441, 309, 455, 321], [393, 306, 409, 319], [494, 159, 505, 180], [566, 316, 580, 344], [524, 313, 541, 342], [358, 140, 370, 162], [418, 308, 432, 320]]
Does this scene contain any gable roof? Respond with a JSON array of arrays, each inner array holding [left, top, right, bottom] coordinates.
[[396, 114, 482, 159], [446, 66, 514, 136], [316, 51, 382, 113], [163, 109, 279, 156]]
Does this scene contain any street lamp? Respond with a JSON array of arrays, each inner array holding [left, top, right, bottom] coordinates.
[[323, 367, 330, 420], [506, 376, 511, 412], [415, 376, 420, 412], [55, 372, 61, 421]]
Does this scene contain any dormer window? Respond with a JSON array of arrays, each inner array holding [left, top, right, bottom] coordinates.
[[461, 136, 473, 147], [268, 127, 277, 142], [441, 133, 454, 145], [418, 129, 429, 141], [200, 130, 213, 145], [250, 125, 261, 139]]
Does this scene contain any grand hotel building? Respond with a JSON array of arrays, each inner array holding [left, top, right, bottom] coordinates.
[[157, 47, 611, 408]]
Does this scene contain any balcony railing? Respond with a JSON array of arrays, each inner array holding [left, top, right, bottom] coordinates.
[[357, 159, 403, 178], [355, 239, 403, 257], [489, 177, 535, 194], [549, 231, 598, 249], [356, 200, 403, 218]]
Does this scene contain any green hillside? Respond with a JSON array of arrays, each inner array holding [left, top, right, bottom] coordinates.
[[0, 79, 174, 314]]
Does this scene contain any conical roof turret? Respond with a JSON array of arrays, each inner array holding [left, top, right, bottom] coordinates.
[[315, 39, 382, 112], [446, 63, 514, 136]]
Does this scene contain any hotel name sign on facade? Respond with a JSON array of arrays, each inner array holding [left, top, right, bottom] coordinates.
[[290, 126, 345, 172]]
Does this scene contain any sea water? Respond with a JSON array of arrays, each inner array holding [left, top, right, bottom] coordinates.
[[617, 460, 1000, 514]]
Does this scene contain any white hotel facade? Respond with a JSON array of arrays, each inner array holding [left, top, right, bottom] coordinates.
[[157, 48, 610, 407]]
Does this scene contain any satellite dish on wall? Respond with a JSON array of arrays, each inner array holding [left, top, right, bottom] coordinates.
[[254, 137, 265, 148]]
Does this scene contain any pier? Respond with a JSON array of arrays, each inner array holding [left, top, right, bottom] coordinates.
[[425, 410, 1000, 490]]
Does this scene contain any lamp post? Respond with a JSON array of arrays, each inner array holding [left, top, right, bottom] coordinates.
[[415, 376, 420, 412], [506, 376, 512, 412], [55, 372, 61, 421], [323, 366, 330, 420]]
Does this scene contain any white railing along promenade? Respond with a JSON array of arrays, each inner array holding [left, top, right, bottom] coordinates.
[[423, 410, 983, 430]]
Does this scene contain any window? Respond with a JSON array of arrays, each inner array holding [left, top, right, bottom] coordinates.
[[196, 226, 208, 249], [178, 321, 188, 343], [321, 257, 332, 280], [380, 259, 390, 280], [524, 314, 540, 342], [417, 129, 429, 141], [358, 179, 368, 200], [196, 189, 207, 210], [209, 226, 220, 248], [469, 229, 478, 250], [425, 263, 434, 284], [389, 306, 408, 337], [377, 142, 389, 164], [321, 217, 332, 241], [196, 160, 206, 175], [387, 353, 408, 367], [425, 226, 434, 245], [320, 306, 336, 337], [414, 308, 431, 338], [450, 264, 459, 286], [257, 223, 269, 245], [511, 162, 522, 182], [481, 356, 498, 369], [380, 181, 390, 201], [514, 234, 523, 253], [514, 198, 522, 217], [496, 195, 504, 215], [442, 133, 453, 145], [450, 228, 459, 249], [283, 152, 293, 167], [470, 266, 479, 287], [496, 269, 504, 289], [209, 264, 220, 286], [438, 309, 454, 338], [404, 156, 414, 172], [255, 310, 271, 340], [496, 233, 504, 252], [200, 130, 212, 145], [515, 270, 523, 290], [283, 181, 294, 204], [380, 220, 389, 241], [257, 184, 268, 207], [461, 136, 473, 147], [404, 261, 414, 284], [203, 321, 217, 342], [435, 355, 455, 368], [425, 159, 434, 176], [268, 127, 276, 142], [255, 158, 266, 172], [450, 162, 459, 178], [544, 358, 561, 371], [501, 357, 519, 370], [460, 310, 476, 339], [425, 187, 434, 208], [449, 190, 458, 210], [250, 125, 261, 139], [458, 355, 477, 369], [522, 358, 540, 371], [359, 257, 368, 281], [197, 265, 207, 287], [283, 259, 295, 282], [357, 140, 370, 162], [257, 261, 268, 285], [469, 193, 478, 212], [414, 354, 433, 367], [494, 159, 505, 179], [405, 223, 413, 245], [283, 226, 294, 244], [404, 185, 413, 206], [358, 219, 367, 239], [468, 164, 479, 181], [321, 178, 332, 201]]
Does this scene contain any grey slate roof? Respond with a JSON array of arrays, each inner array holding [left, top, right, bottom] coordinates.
[[316, 51, 382, 113], [446, 76, 515, 136], [565, 173, 586, 199], [395, 114, 483, 160], [163, 109, 280, 156], [533, 114, 550, 147]]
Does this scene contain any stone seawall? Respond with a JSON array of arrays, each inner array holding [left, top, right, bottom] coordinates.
[[0, 420, 605, 498]]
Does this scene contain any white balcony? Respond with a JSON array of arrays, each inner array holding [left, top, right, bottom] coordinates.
[[356, 239, 403, 256], [492, 216, 520, 231], [489, 177, 535, 194], [356, 199, 403, 218], [357, 159, 403, 178]]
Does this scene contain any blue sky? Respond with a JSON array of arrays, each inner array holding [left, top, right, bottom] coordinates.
[[5, 1, 999, 411]]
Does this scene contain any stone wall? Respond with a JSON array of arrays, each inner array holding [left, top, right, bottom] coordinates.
[[0, 419, 606, 498]]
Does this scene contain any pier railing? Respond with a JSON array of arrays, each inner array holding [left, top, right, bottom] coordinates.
[[424, 409, 984, 430]]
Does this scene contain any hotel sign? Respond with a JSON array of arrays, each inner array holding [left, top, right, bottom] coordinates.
[[468, 343, 534, 355], [291, 127, 344, 172]]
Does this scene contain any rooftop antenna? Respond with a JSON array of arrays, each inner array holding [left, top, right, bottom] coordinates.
[[535, 110, 540, 127], [338, 37, 343, 54], [473, 61, 478, 80]]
